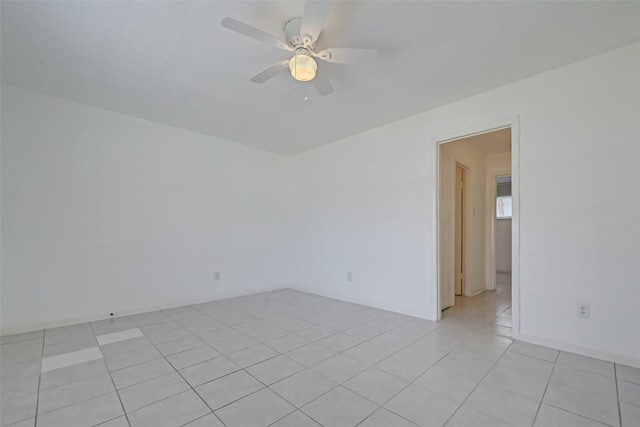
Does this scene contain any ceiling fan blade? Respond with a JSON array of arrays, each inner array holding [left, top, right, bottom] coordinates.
[[312, 68, 334, 96], [249, 61, 289, 83], [221, 17, 291, 51], [315, 48, 378, 64], [300, 0, 332, 46]]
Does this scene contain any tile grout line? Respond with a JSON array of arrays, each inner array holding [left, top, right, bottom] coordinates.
[[37, 366, 109, 391], [434, 330, 514, 425], [93, 415, 131, 427], [541, 403, 619, 427], [296, 310, 473, 426], [530, 348, 560, 426], [411, 289, 513, 424], [21, 333, 254, 425], [120, 312, 348, 424], [244, 354, 339, 420], [33, 329, 46, 426], [177, 412, 222, 427], [276, 288, 508, 424], [264, 383, 344, 427], [261, 291, 507, 425], [147, 331, 231, 427], [352, 351, 450, 427], [218, 315, 432, 425], [89, 321, 133, 427], [520, 347, 623, 427], [352, 293, 511, 426], [355, 410, 419, 427], [207, 311, 374, 413], [614, 363, 622, 427], [105, 354, 165, 376], [27, 380, 119, 422], [116, 369, 186, 392]]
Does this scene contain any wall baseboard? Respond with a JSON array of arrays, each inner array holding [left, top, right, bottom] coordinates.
[[290, 284, 436, 321], [518, 332, 640, 369], [5, 285, 636, 369], [466, 287, 487, 297], [0, 285, 288, 336]]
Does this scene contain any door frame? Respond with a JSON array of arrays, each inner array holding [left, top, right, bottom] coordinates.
[[434, 116, 520, 339]]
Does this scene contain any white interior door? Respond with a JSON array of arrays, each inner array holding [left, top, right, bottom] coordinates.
[[439, 150, 455, 310], [455, 165, 465, 296]]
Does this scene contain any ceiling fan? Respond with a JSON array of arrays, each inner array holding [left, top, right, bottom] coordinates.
[[221, 0, 377, 96]]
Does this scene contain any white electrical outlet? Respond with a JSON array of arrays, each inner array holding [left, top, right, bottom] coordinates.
[[214, 272, 221, 281], [577, 302, 590, 319], [347, 272, 352, 282]]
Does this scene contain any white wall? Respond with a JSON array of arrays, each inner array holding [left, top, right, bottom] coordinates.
[[1, 85, 290, 333], [496, 219, 512, 272], [288, 125, 435, 317], [289, 42, 640, 365]]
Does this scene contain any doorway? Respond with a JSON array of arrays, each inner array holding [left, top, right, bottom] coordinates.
[[436, 119, 519, 339]]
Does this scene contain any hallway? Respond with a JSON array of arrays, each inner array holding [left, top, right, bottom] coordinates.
[[441, 272, 512, 334]]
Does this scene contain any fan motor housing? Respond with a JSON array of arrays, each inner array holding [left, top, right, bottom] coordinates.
[[285, 17, 314, 49]]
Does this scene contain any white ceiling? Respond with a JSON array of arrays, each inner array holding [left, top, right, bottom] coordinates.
[[3, 1, 640, 155], [454, 128, 511, 156]]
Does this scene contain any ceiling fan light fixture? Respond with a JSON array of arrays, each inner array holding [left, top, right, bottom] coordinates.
[[288, 52, 317, 82]]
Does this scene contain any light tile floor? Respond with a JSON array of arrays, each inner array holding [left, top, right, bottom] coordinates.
[[1, 273, 638, 427]]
